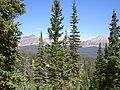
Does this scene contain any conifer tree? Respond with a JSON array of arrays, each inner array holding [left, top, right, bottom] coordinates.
[[0, 0, 25, 70], [43, 44, 82, 89], [95, 42, 104, 89], [81, 57, 95, 90], [107, 9, 120, 57], [67, 1, 83, 89], [46, 0, 82, 89], [0, 0, 25, 89], [69, 0, 81, 60], [34, 32, 48, 89], [104, 9, 120, 90], [97, 42, 103, 63], [48, 0, 64, 43], [104, 42, 108, 59], [90, 42, 106, 90], [90, 10, 120, 90]]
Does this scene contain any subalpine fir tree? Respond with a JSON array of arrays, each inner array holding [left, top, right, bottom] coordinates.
[[34, 32, 48, 89], [0, 0, 25, 89], [48, 0, 64, 43], [104, 9, 120, 90], [68, 1, 83, 89], [90, 42, 106, 90], [69, 0, 81, 60]]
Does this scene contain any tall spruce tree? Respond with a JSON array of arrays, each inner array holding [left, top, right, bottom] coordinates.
[[0, 0, 25, 89], [104, 9, 120, 90], [107, 9, 120, 57], [67, 1, 83, 89], [90, 42, 106, 90], [69, 0, 81, 60], [48, 0, 64, 43]]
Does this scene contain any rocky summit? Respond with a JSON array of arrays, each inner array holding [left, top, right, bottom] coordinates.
[[81, 35, 108, 47]]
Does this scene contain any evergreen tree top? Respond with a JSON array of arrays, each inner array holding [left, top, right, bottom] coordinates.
[[97, 42, 103, 60], [108, 9, 120, 57], [40, 31, 43, 44], [48, 0, 64, 43], [70, 0, 79, 29], [69, 0, 81, 52], [110, 9, 118, 27], [37, 31, 44, 55]]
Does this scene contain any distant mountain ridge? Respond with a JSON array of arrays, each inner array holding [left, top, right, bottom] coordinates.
[[19, 45, 102, 58], [19, 35, 108, 47], [81, 35, 108, 47], [19, 35, 39, 46], [18, 35, 108, 58]]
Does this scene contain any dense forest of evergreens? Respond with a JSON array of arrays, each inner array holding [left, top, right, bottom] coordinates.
[[0, 0, 120, 90]]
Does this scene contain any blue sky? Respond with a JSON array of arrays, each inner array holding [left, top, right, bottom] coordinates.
[[17, 0, 120, 40]]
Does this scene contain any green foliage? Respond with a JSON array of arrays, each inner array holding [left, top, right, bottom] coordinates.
[[69, 0, 81, 60], [0, 0, 26, 89], [80, 57, 95, 90], [104, 42, 108, 59], [0, 0, 25, 70], [34, 32, 48, 89], [67, 2, 83, 88], [90, 9, 120, 90], [14, 51, 37, 90], [44, 44, 82, 90], [1, 0, 120, 89], [0, 54, 26, 90], [63, 30, 68, 49], [0, 0, 25, 58], [104, 56, 120, 90], [107, 9, 120, 57], [90, 43, 106, 90], [0, 0, 26, 20], [103, 9, 120, 90], [48, 0, 64, 43], [97, 42, 103, 60], [69, 0, 80, 50], [34, 39, 83, 89], [34, 1, 83, 89]]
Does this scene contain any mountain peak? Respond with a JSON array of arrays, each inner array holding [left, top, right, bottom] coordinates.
[[81, 35, 108, 47], [22, 34, 37, 39], [90, 35, 108, 42], [19, 35, 39, 46], [19, 35, 108, 47], [96, 35, 108, 39]]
